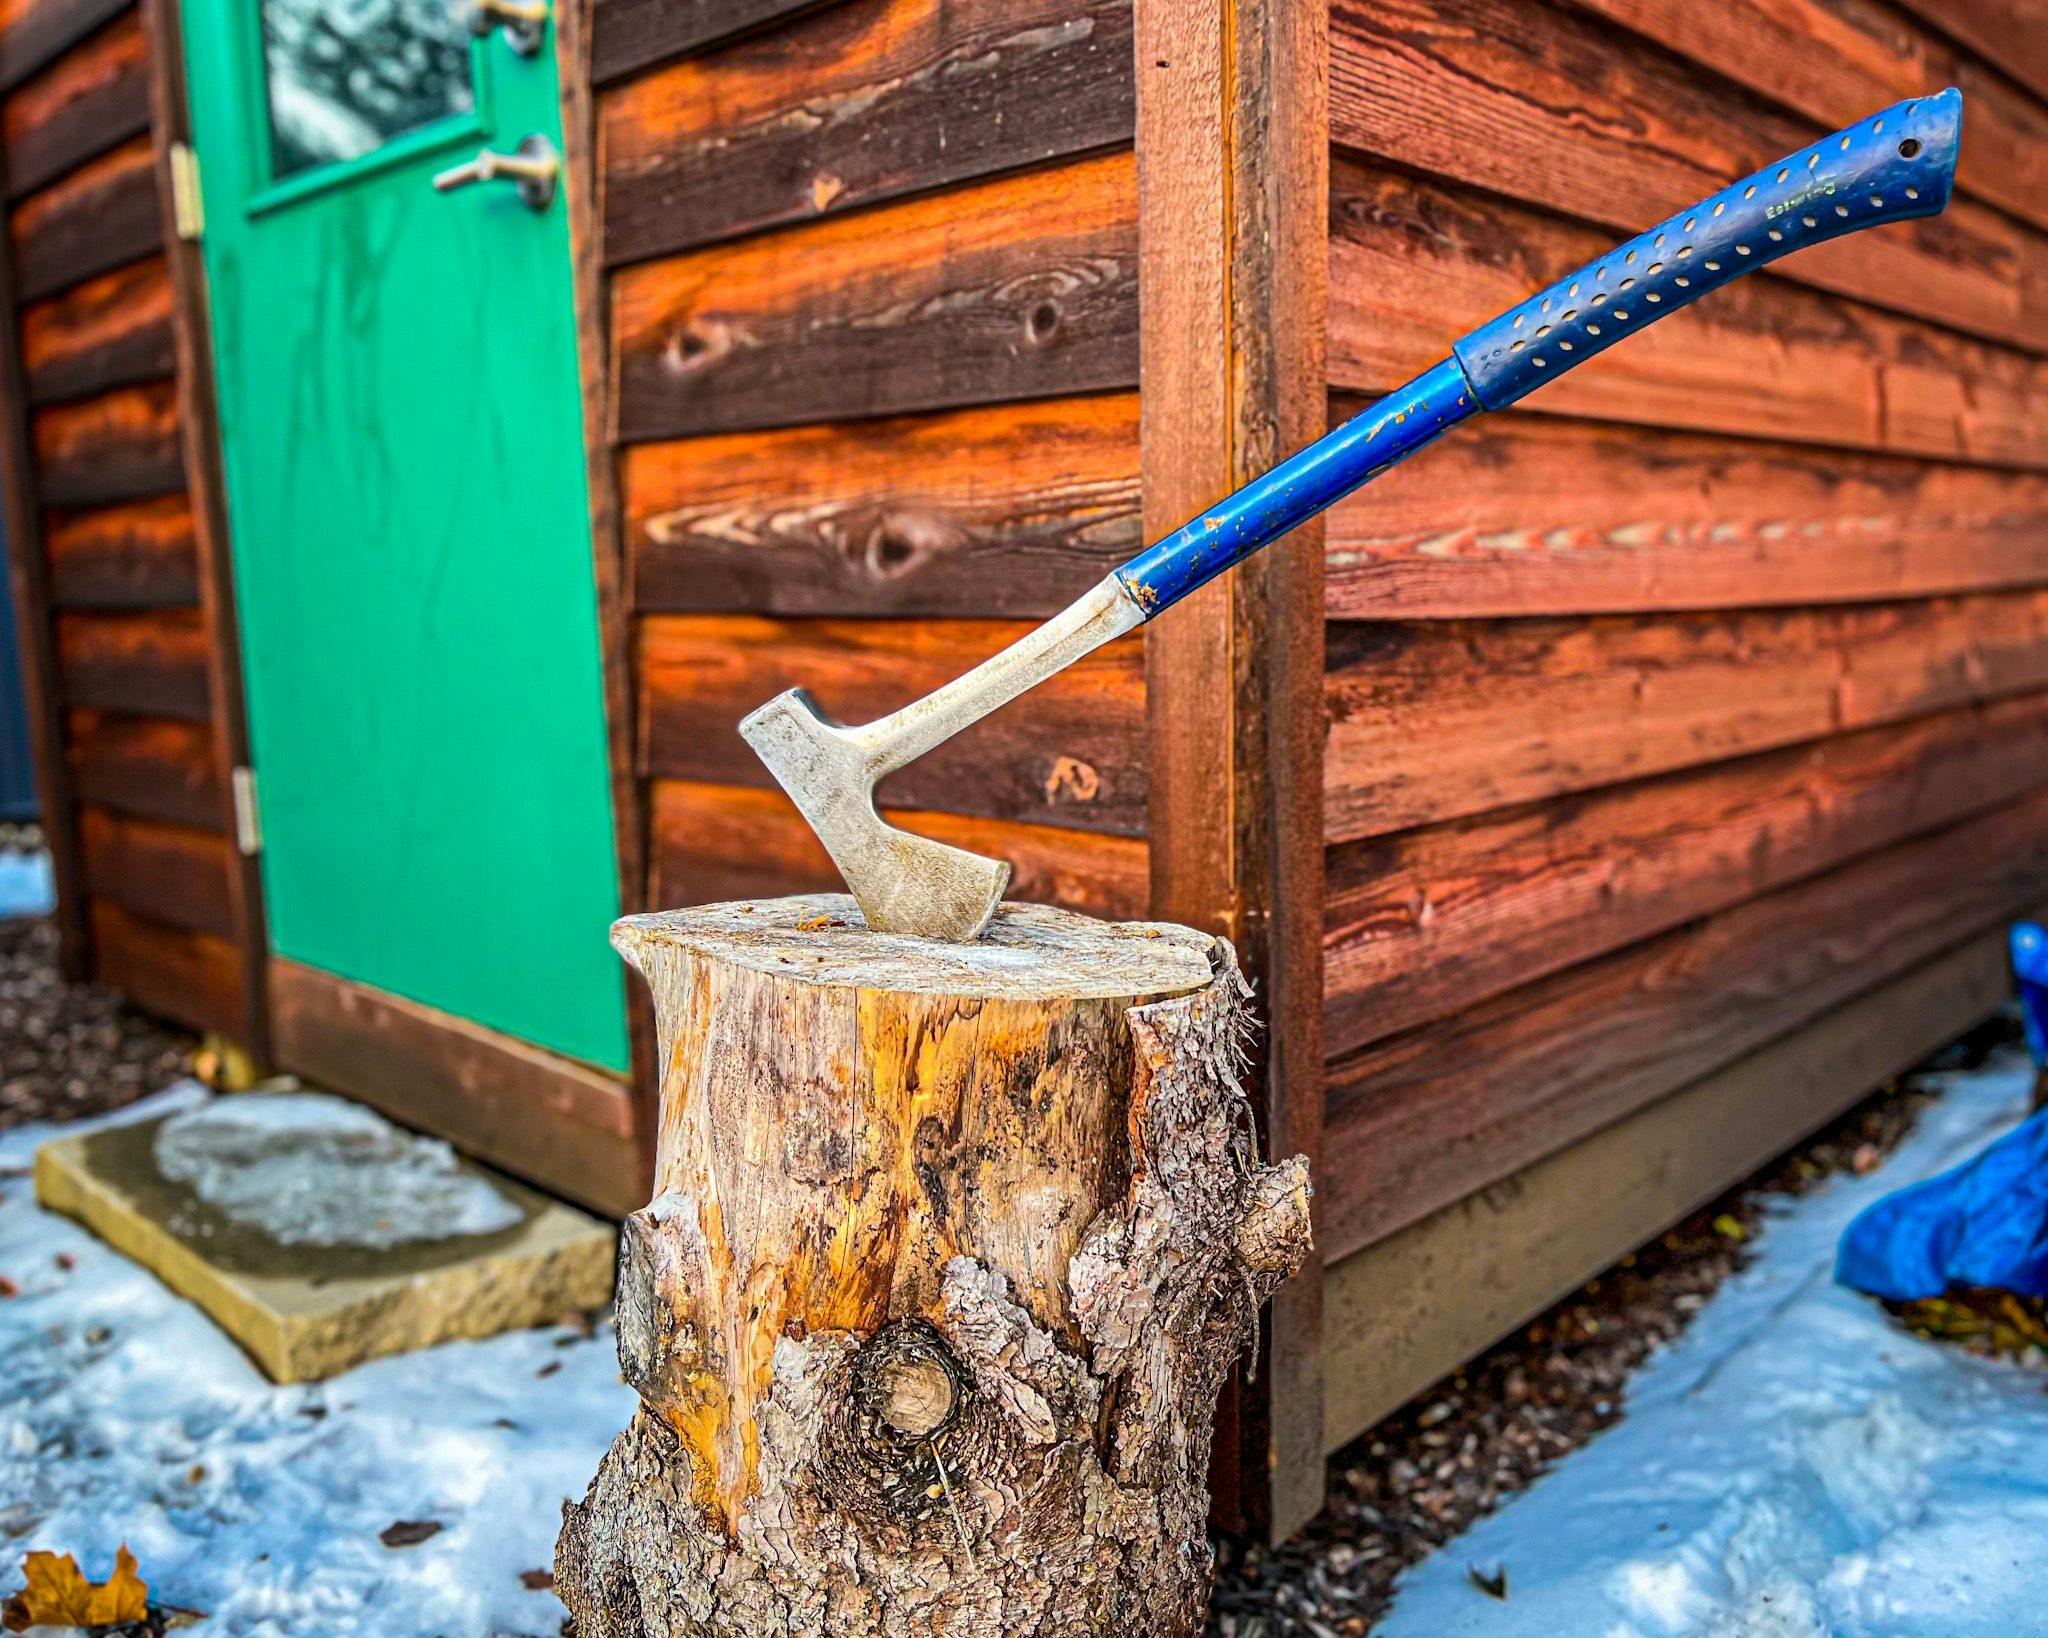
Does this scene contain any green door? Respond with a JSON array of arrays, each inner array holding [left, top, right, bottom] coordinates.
[[180, 0, 628, 1068]]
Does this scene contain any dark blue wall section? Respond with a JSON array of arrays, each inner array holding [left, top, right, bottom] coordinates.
[[0, 519, 39, 822]]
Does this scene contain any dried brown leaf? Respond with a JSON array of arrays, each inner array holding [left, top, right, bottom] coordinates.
[[3, 1544, 149, 1631]]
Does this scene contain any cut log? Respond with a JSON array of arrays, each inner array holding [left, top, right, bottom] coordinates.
[[556, 893, 1312, 1636]]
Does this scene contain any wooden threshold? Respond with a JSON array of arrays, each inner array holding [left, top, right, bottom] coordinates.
[[267, 958, 646, 1218], [1319, 919, 2021, 1454]]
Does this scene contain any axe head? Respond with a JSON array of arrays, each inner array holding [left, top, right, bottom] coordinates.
[[739, 688, 1012, 942]]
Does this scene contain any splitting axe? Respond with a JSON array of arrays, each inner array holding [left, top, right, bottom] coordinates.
[[742, 90, 1965, 941]]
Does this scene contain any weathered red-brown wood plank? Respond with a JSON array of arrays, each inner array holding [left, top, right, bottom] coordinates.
[[0, 0, 128, 92], [87, 896, 241, 1035], [610, 149, 1138, 441], [1562, 0, 2048, 236], [44, 492, 195, 606], [268, 958, 642, 1216], [30, 376, 179, 505], [1320, 785, 2048, 1261], [602, 0, 1134, 262], [1325, 691, 2048, 1059], [76, 803, 234, 936], [591, 0, 833, 85], [1329, 156, 2048, 469], [1327, 0, 2047, 352], [1892, 0, 2048, 109], [626, 393, 1139, 617], [65, 707, 223, 828], [1324, 588, 2048, 844], [20, 255, 172, 402], [1323, 406, 2048, 618], [637, 614, 1145, 832], [55, 605, 209, 718], [647, 779, 1149, 918], [2, 6, 147, 196], [7, 129, 156, 299]]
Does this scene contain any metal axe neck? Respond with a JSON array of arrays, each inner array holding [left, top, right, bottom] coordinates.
[[850, 575, 1145, 779]]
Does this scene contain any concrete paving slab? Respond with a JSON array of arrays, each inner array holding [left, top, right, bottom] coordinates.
[[32, 1092, 616, 1382]]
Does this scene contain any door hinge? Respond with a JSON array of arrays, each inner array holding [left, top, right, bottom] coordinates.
[[170, 143, 204, 241], [231, 766, 262, 856]]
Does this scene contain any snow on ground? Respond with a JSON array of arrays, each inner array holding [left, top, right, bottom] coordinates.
[[154, 1092, 526, 1248], [0, 1085, 637, 1637], [6, 1051, 2044, 1636], [1379, 1047, 2048, 1638], [0, 850, 53, 921]]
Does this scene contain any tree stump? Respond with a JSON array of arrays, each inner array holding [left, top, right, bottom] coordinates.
[[555, 894, 1312, 1638]]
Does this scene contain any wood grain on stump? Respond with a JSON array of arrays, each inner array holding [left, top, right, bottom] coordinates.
[[556, 894, 1311, 1637]]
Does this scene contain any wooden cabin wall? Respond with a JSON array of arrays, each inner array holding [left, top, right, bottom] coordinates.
[[1317, 0, 2048, 1451], [569, 0, 1147, 933], [0, 0, 261, 1046]]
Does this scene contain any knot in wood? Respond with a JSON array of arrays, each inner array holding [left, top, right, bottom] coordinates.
[[854, 1321, 964, 1448], [797, 1320, 977, 1529], [872, 1354, 957, 1442]]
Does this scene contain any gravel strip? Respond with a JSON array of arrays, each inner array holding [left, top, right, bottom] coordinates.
[[0, 836, 195, 1133], [1204, 1010, 2015, 1636]]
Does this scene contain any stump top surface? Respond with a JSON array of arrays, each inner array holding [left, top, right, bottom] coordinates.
[[615, 894, 1219, 999]]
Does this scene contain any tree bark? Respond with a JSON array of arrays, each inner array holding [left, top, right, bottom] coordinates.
[[555, 893, 1311, 1637]]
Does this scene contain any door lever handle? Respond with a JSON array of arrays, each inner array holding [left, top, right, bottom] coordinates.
[[462, 0, 548, 56], [432, 134, 558, 211]]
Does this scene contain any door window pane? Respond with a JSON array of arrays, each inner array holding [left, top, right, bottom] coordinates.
[[261, 0, 475, 180]]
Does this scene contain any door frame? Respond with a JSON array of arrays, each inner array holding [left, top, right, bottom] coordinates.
[[551, 0, 660, 1165], [140, 0, 271, 1057]]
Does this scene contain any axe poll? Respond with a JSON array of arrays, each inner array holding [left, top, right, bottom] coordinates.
[[742, 90, 1963, 942]]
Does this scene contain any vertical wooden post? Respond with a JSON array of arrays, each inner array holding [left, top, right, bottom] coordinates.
[[1136, 0, 1330, 1540], [556, 0, 659, 1190], [140, 0, 272, 1056]]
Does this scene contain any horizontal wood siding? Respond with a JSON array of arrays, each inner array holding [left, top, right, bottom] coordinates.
[[590, 0, 829, 85], [589, 0, 1141, 927], [601, 0, 1134, 262], [623, 393, 1141, 618], [7, 128, 156, 298], [1328, 157, 2048, 467], [637, 617, 1144, 829], [610, 147, 1139, 441], [1321, 0, 2048, 1442], [0, 0, 252, 1036], [22, 258, 175, 403], [65, 708, 223, 828], [1328, 0, 2048, 351], [1324, 788, 2048, 1257], [1326, 693, 2048, 1056], [2, 7, 146, 196], [0, 0, 128, 91], [1323, 408, 2048, 619], [647, 780, 1149, 917]]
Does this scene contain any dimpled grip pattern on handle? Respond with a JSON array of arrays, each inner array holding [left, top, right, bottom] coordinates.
[[1453, 89, 1962, 412]]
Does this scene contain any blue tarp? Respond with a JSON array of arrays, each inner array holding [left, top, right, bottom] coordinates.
[[1835, 920, 2048, 1302], [1835, 1107, 2048, 1300]]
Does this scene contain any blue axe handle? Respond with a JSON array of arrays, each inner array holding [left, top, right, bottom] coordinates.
[[1114, 89, 1963, 618]]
